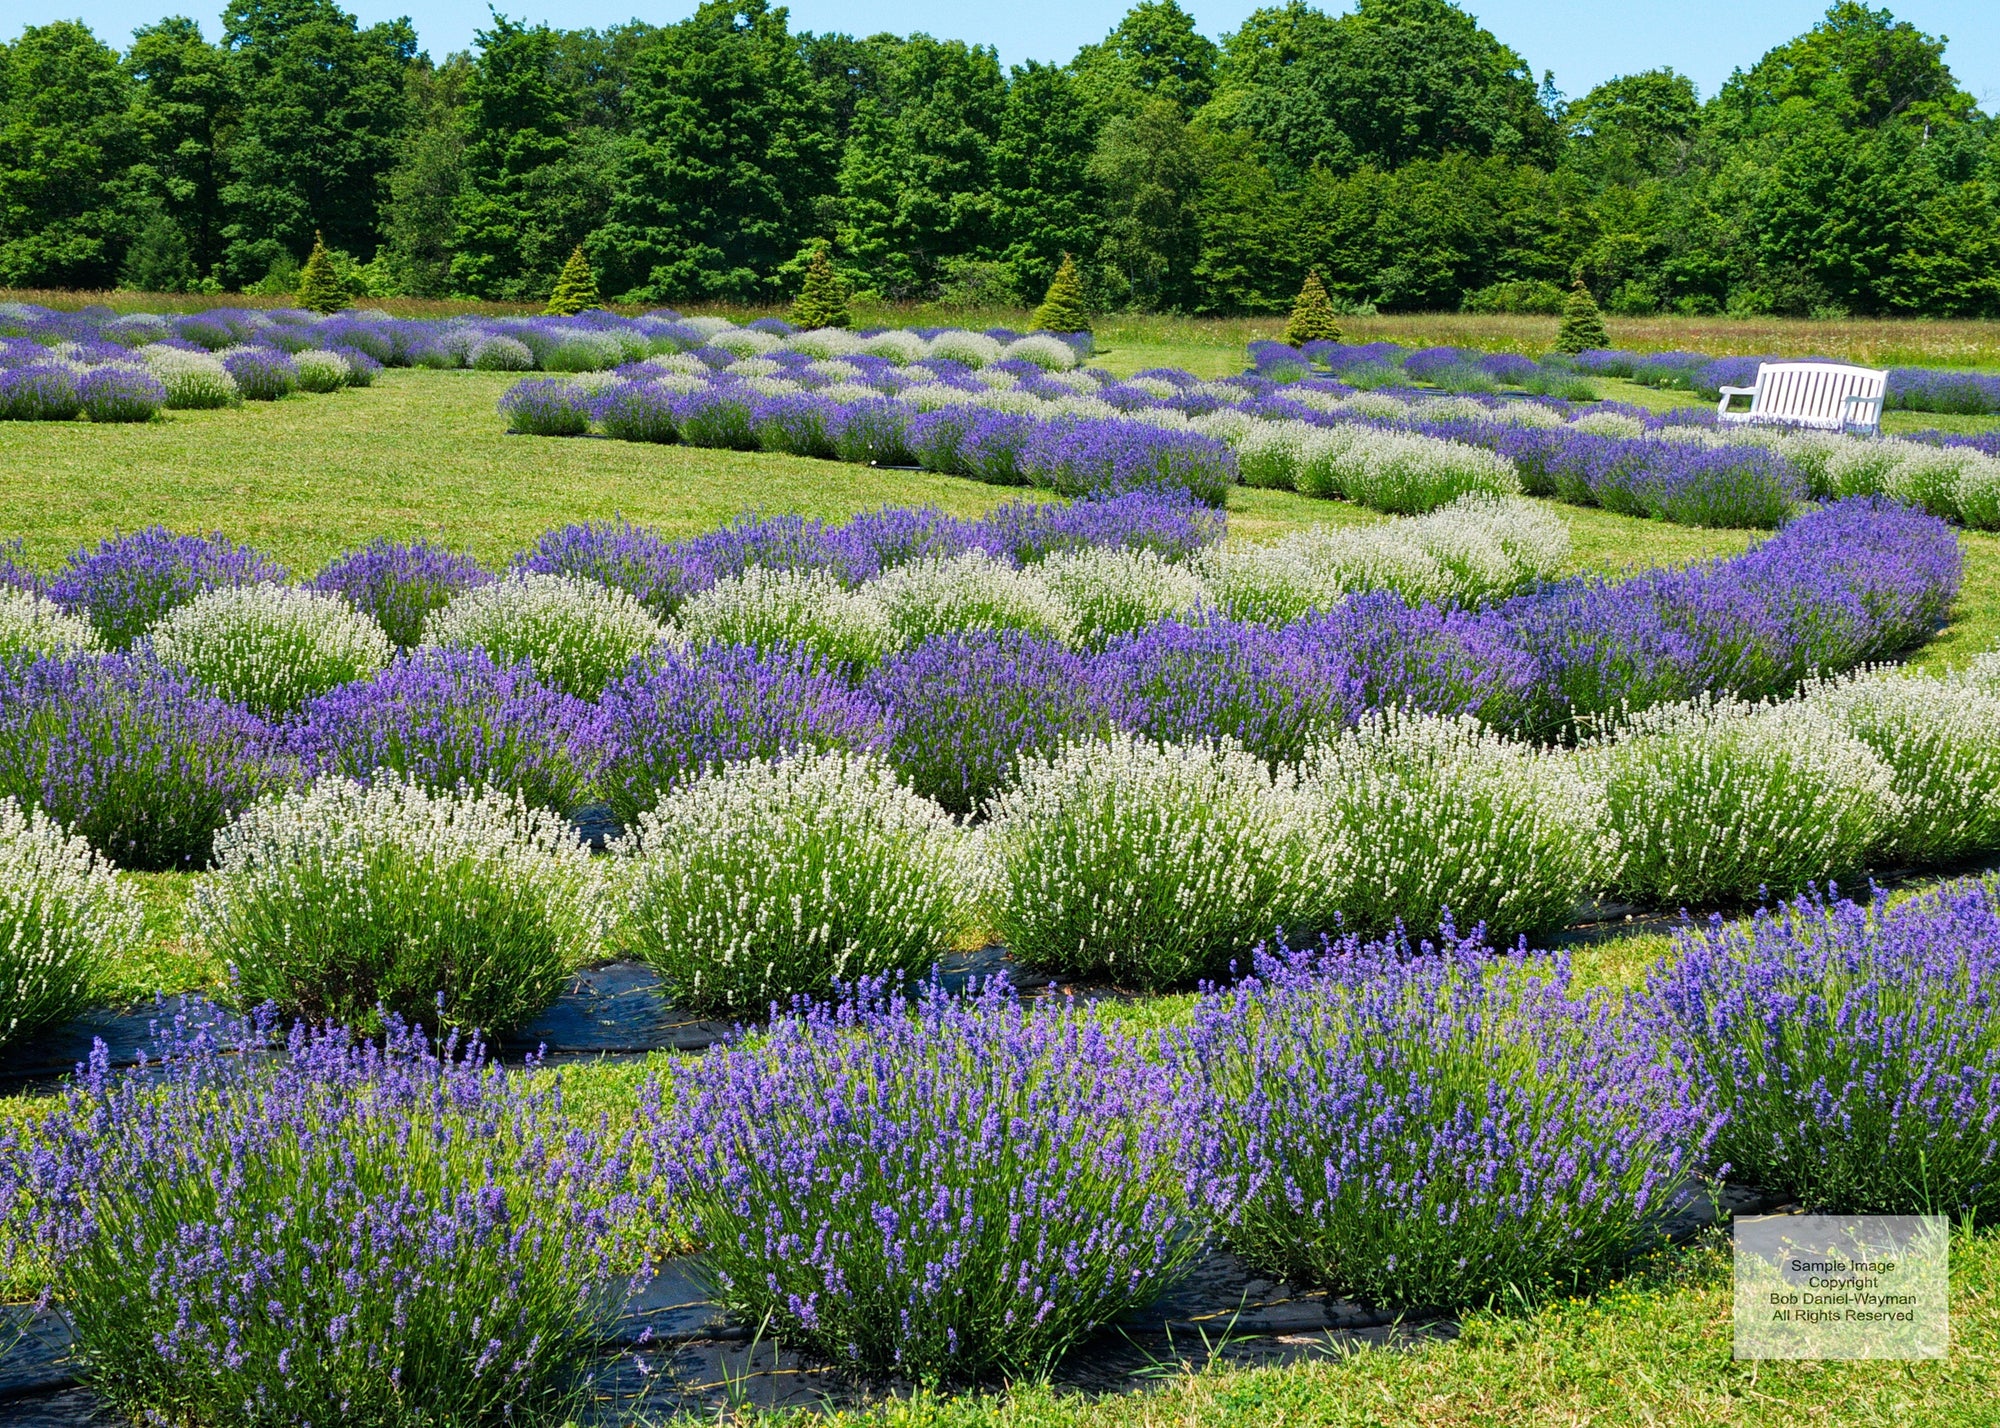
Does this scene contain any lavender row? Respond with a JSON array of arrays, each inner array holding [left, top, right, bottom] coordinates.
[[4, 877, 1992, 1414], [511, 338, 1985, 530], [1255, 337, 2000, 418], [0, 301, 1090, 422], [0, 499, 1954, 883]]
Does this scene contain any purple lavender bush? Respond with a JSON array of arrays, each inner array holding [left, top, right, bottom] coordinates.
[[597, 644, 881, 824], [77, 366, 167, 422], [49, 527, 286, 649], [515, 519, 715, 618], [501, 378, 593, 436], [0, 653, 288, 869], [751, 392, 837, 458], [220, 345, 298, 400], [1090, 618, 1360, 765], [670, 387, 757, 449], [0, 365, 83, 420], [650, 976, 1200, 1383], [290, 649, 609, 814], [1641, 883, 2000, 1218], [0, 1010, 648, 1425], [977, 490, 1224, 565], [593, 379, 678, 442], [1022, 419, 1236, 506], [828, 398, 916, 465], [1172, 931, 1713, 1308], [869, 631, 1107, 814], [310, 537, 492, 647]]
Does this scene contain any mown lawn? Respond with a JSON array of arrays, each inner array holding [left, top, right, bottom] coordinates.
[[3, 361, 1998, 1426]]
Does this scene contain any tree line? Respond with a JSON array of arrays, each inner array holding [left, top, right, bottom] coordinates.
[[3, 0, 1995, 317]]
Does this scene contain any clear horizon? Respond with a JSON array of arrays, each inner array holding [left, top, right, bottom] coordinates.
[[13, 0, 1998, 111]]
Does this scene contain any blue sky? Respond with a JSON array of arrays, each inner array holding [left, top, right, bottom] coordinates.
[[25, 0, 2000, 109]]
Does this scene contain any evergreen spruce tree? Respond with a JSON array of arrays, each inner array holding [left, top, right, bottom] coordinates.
[[1032, 252, 1091, 334], [544, 246, 602, 316], [295, 232, 348, 314], [1556, 277, 1610, 354], [788, 242, 851, 329], [1283, 270, 1342, 346]]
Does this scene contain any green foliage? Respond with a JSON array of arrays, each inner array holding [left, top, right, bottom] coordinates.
[[832, 35, 1007, 299], [542, 244, 600, 315], [595, 0, 836, 302], [0, 22, 146, 288], [788, 240, 851, 328], [1031, 251, 1091, 333], [1463, 277, 1567, 314], [1556, 277, 1610, 353], [1071, 0, 1218, 117], [1283, 270, 1343, 344], [214, 0, 416, 286], [294, 231, 348, 313], [1210, 0, 1560, 182], [4, 0, 2000, 319], [119, 213, 197, 293]]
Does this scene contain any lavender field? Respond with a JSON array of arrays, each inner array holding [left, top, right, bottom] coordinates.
[[0, 303, 1998, 1424]]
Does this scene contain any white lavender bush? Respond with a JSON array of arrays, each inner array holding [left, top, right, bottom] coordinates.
[[292, 350, 352, 393], [424, 571, 666, 698], [1809, 669, 2000, 863], [0, 590, 102, 666], [674, 566, 891, 671], [986, 734, 1315, 989], [1299, 712, 1612, 940], [870, 552, 1074, 648], [1592, 696, 1898, 906], [1037, 546, 1209, 649], [1326, 428, 1522, 514], [621, 751, 972, 1011], [139, 345, 240, 408], [0, 797, 143, 1048], [152, 584, 392, 717], [195, 774, 602, 1032], [1198, 495, 1567, 622]]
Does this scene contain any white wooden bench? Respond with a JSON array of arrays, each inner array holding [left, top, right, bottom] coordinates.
[[1716, 361, 1887, 435]]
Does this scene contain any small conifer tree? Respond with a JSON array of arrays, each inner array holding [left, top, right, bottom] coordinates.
[[295, 232, 348, 315], [788, 242, 851, 329], [1556, 277, 1610, 354], [1031, 253, 1091, 334], [544, 247, 602, 316], [1283, 271, 1343, 346]]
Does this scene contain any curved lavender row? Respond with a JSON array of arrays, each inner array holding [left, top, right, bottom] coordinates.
[[505, 339, 1990, 529], [1256, 338, 2000, 418]]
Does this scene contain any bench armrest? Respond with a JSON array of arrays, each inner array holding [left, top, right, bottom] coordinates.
[[1716, 385, 1758, 421]]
